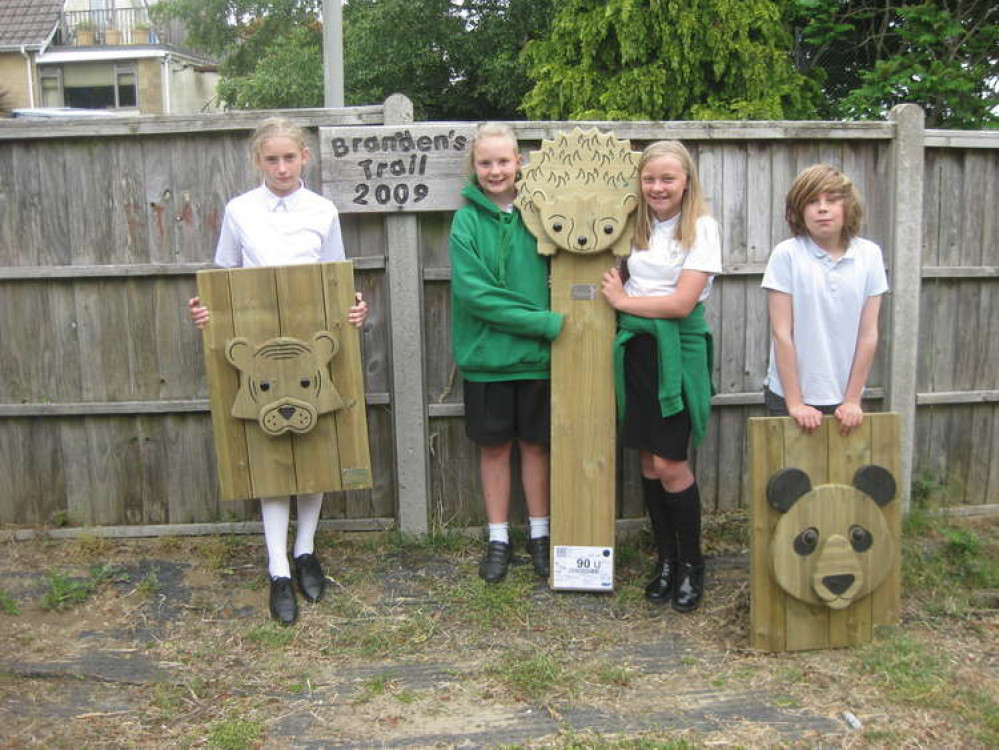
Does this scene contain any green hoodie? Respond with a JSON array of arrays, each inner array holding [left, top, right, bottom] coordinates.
[[450, 183, 564, 382]]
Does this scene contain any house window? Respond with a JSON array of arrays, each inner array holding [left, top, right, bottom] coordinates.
[[41, 62, 138, 110], [40, 70, 62, 107]]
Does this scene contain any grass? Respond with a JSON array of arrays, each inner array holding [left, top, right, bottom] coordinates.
[[0, 589, 19, 615], [207, 716, 264, 750], [246, 622, 296, 648], [487, 647, 570, 702], [437, 566, 537, 630], [39, 564, 119, 611], [902, 505, 999, 615], [855, 630, 999, 745], [197, 535, 246, 572]]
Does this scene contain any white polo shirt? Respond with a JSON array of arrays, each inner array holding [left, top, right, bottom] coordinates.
[[214, 183, 345, 269], [625, 215, 723, 301], [762, 235, 889, 405]]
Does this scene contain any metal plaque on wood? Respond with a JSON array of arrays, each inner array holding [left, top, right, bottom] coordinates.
[[748, 413, 902, 652], [197, 262, 372, 501], [320, 125, 476, 213]]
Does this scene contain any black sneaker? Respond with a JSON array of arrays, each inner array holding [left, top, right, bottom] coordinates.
[[269, 576, 298, 626], [478, 541, 512, 583], [526, 536, 550, 578], [293, 553, 326, 603]]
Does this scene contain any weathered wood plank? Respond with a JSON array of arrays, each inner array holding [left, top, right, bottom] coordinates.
[[748, 417, 786, 652], [550, 252, 617, 565], [870, 413, 901, 625], [278, 263, 342, 493], [321, 262, 372, 490], [783, 419, 830, 652]]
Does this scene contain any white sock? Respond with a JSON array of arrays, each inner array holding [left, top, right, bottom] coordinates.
[[529, 516, 550, 539], [260, 496, 291, 579], [488, 522, 510, 544], [293, 492, 324, 558]]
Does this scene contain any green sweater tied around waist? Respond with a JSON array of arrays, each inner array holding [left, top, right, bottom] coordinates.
[[613, 304, 715, 447]]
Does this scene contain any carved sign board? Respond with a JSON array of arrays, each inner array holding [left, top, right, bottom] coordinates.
[[198, 262, 372, 501], [320, 125, 476, 213], [748, 413, 901, 652]]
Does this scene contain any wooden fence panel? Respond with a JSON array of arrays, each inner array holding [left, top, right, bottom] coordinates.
[[0, 109, 996, 529]]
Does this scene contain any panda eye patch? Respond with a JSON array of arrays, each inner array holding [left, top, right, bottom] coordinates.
[[259, 382, 271, 392], [849, 525, 873, 552], [793, 527, 820, 556], [300, 378, 311, 388]]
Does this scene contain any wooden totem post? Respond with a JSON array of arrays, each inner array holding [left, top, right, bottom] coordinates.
[[516, 129, 640, 591], [197, 261, 371, 501], [748, 413, 902, 651]]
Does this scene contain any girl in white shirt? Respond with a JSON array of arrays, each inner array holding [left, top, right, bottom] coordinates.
[[188, 117, 368, 626], [601, 141, 721, 613]]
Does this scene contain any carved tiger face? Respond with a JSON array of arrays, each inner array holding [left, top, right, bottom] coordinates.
[[225, 331, 344, 436]]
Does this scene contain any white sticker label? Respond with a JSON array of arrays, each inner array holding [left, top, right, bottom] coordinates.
[[552, 545, 614, 591]]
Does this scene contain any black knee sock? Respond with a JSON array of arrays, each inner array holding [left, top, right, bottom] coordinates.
[[665, 482, 702, 565], [642, 477, 677, 562]]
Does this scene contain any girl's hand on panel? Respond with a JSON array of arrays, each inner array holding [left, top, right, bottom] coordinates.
[[348, 291, 368, 328], [188, 297, 210, 329], [600, 267, 627, 309], [788, 402, 823, 434], [834, 401, 864, 436]]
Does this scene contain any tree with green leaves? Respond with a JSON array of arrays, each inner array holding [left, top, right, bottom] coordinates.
[[520, 0, 817, 121], [344, 0, 555, 119], [154, 0, 554, 116], [794, 0, 998, 128]]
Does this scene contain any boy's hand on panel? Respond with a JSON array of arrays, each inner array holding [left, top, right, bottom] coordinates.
[[834, 401, 864, 436], [788, 402, 823, 434]]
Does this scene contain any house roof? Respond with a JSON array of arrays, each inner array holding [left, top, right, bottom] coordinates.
[[0, 0, 63, 50]]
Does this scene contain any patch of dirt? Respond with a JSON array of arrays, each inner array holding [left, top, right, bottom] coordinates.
[[0, 520, 995, 748]]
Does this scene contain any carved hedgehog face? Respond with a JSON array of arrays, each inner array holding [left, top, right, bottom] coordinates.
[[767, 466, 896, 610], [533, 191, 638, 255], [225, 331, 344, 436]]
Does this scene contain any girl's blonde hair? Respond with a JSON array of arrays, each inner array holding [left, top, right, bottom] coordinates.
[[249, 116, 308, 162], [465, 122, 520, 183], [785, 164, 863, 244], [632, 140, 708, 252]]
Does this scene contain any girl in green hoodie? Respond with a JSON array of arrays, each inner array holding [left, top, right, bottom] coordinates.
[[450, 123, 564, 583]]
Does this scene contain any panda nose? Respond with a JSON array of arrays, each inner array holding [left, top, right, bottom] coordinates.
[[822, 574, 855, 595], [279, 406, 296, 419]]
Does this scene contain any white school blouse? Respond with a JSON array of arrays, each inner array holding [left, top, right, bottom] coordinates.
[[214, 183, 346, 269], [624, 214, 723, 301], [762, 235, 889, 405]]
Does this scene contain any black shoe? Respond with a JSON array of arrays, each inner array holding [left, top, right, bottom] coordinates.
[[526, 536, 550, 578], [269, 576, 298, 625], [672, 561, 704, 613], [478, 541, 512, 583], [293, 553, 326, 603], [644, 559, 676, 604]]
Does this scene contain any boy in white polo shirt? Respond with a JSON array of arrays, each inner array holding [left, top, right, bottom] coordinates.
[[762, 164, 888, 436]]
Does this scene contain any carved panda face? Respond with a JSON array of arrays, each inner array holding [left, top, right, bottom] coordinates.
[[767, 466, 896, 610], [225, 331, 345, 436]]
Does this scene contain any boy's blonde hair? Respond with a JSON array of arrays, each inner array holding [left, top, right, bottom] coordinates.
[[249, 117, 308, 162], [465, 122, 520, 182], [633, 140, 708, 252], [785, 164, 863, 244]]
